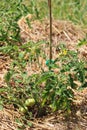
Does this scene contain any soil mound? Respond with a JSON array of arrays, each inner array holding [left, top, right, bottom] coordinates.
[[18, 15, 87, 59]]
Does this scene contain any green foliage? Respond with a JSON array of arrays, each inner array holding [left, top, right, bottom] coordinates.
[[0, 0, 87, 125], [0, 0, 87, 45], [0, 0, 30, 45], [78, 38, 87, 46], [26, 0, 87, 26], [1, 42, 86, 117]]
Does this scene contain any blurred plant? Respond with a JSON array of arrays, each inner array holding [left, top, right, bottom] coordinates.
[[0, 0, 30, 45]]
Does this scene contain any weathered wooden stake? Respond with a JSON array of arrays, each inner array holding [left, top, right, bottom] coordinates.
[[48, 0, 52, 63]]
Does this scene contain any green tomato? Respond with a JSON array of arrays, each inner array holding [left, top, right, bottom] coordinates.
[[19, 107, 28, 113], [25, 98, 35, 107]]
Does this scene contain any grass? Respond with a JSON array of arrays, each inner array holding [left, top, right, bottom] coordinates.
[[0, 0, 87, 38], [23, 0, 87, 26]]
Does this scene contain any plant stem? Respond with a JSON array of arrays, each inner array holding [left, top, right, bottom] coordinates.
[[48, 0, 52, 63]]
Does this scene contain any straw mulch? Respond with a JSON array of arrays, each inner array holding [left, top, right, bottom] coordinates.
[[0, 15, 87, 130], [18, 14, 87, 60]]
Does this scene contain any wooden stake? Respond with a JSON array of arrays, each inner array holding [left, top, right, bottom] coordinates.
[[48, 0, 52, 62]]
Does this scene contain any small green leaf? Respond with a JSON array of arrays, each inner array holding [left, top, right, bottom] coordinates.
[[27, 122, 33, 127], [0, 105, 3, 111], [15, 118, 23, 126], [5, 71, 13, 82]]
